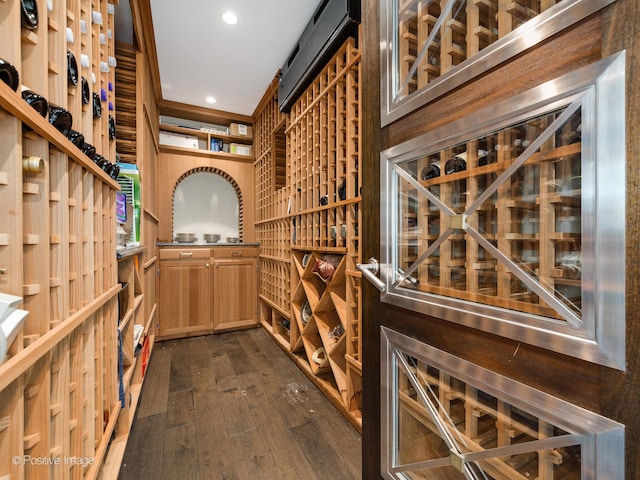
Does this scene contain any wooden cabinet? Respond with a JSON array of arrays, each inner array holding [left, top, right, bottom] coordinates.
[[212, 247, 258, 331], [157, 246, 258, 339], [158, 248, 212, 339]]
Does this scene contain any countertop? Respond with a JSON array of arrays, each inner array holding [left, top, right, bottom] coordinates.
[[157, 242, 260, 247]]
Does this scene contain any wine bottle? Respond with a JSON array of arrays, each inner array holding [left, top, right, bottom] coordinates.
[[0, 59, 19, 91], [81, 76, 90, 105], [81, 143, 96, 160], [67, 130, 84, 149], [67, 51, 79, 86], [22, 89, 48, 118], [21, 0, 38, 29], [108, 115, 116, 140], [48, 105, 73, 136], [93, 92, 102, 119]]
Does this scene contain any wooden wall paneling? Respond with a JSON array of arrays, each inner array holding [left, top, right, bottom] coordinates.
[[68, 326, 83, 478], [49, 148, 69, 330], [81, 316, 95, 463], [82, 170, 95, 306], [22, 132, 50, 341], [0, 381, 24, 479], [23, 356, 51, 479], [0, 0, 22, 316], [80, 0, 94, 142], [91, 290, 104, 445], [21, 0, 48, 95], [106, 1, 116, 163], [48, 0, 66, 109], [114, 43, 137, 164], [93, 177, 103, 298], [91, 0, 104, 156], [156, 153, 256, 243], [49, 338, 70, 475], [0, 0, 122, 477], [68, 160, 82, 314]]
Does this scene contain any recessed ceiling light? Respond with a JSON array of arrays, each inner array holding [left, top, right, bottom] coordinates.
[[206, 96, 216, 104], [222, 11, 238, 25]]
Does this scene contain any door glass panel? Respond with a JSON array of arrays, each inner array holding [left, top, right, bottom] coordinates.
[[393, 0, 559, 102], [393, 107, 582, 323], [381, 0, 619, 124], [381, 54, 625, 369], [381, 327, 623, 479]]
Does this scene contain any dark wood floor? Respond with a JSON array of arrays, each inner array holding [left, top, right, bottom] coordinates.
[[118, 328, 362, 480]]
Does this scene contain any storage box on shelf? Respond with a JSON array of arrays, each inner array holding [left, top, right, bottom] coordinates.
[[158, 118, 255, 160], [254, 37, 362, 429]]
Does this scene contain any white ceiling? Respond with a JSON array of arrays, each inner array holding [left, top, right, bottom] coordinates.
[[146, 0, 324, 116]]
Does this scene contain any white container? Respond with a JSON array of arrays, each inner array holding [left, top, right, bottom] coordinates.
[[0, 293, 29, 364], [159, 131, 199, 149]]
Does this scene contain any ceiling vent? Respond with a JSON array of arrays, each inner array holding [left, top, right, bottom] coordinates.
[[278, 0, 360, 112]]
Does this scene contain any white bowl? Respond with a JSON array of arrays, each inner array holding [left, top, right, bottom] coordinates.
[[203, 233, 220, 243]]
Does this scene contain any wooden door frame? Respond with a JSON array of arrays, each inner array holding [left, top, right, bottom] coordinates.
[[360, 0, 383, 477]]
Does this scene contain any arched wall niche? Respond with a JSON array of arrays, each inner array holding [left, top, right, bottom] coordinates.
[[171, 167, 244, 241]]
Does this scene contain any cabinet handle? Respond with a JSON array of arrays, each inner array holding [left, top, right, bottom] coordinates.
[[179, 252, 193, 257], [231, 251, 243, 257], [0, 268, 6, 274]]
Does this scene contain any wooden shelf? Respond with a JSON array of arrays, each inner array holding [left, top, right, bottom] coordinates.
[[160, 123, 254, 144], [158, 143, 255, 162]]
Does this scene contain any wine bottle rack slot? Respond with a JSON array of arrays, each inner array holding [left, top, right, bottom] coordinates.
[[0, 0, 123, 477], [254, 37, 362, 429]]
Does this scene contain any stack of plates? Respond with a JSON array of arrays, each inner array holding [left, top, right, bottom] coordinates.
[[174, 232, 197, 243]]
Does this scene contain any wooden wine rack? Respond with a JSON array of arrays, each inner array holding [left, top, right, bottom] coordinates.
[[397, 357, 584, 478], [396, 108, 583, 322], [396, 0, 562, 96], [255, 37, 363, 429], [0, 0, 145, 478]]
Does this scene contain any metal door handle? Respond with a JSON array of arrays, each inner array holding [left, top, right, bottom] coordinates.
[[179, 252, 193, 257], [356, 258, 386, 292]]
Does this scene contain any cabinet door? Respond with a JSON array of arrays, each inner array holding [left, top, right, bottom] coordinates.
[[213, 258, 257, 331], [158, 259, 212, 338]]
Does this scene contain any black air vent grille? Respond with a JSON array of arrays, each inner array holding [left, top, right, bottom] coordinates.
[[278, 0, 360, 112]]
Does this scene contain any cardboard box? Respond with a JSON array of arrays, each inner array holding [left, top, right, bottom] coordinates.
[[229, 143, 253, 156], [229, 123, 253, 137], [159, 131, 199, 149]]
